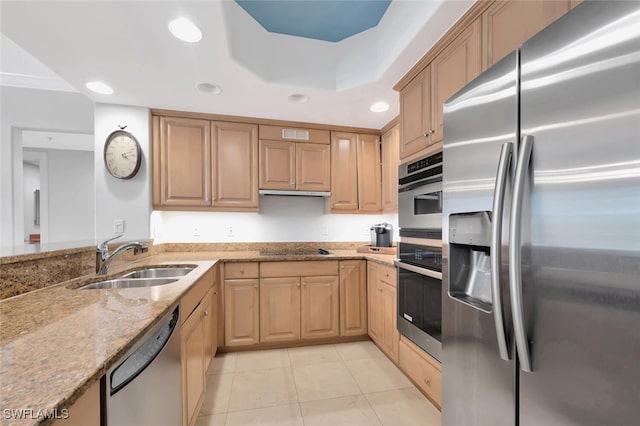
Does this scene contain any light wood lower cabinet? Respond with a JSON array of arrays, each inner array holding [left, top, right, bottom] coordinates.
[[399, 336, 442, 409], [340, 260, 367, 337], [224, 278, 260, 347], [182, 301, 205, 426], [202, 287, 217, 372], [52, 381, 100, 426], [367, 262, 399, 363], [301, 275, 340, 339], [260, 277, 301, 342]]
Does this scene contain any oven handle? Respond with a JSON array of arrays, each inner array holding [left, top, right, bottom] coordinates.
[[491, 142, 513, 361], [394, 260, 443, 280]]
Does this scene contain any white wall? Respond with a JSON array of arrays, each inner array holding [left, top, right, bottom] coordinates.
[[22, 162, 40, 239], [45, 149, 94, 243], [94, 103, 150, 241], [152, 195, 399, 243], [0, 86, 94, 246]]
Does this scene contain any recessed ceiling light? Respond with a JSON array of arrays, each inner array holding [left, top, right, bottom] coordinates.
[[85, 81, 114, 95], [288, 94, 309, 104], [196, 83, 222, 94], [370, 101, 389, 112], [168, 17, 202, 43]]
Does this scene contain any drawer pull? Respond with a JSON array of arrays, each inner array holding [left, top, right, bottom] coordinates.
[[204, 310, 209, 316], [424, 377, 431, 386], [240, 268, 245, 274]]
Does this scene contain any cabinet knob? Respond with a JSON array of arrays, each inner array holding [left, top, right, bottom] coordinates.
[[204, 310, 209, 316], [424, 377, 431, 386], [428, 129, 435, 134], [253, 284, 258, 289], [296, 283, 300, 287], [423, 132, 428, 137], [214, 292, 217, 296], [378, 288, 383, 293], [240, 268, 245, 274]]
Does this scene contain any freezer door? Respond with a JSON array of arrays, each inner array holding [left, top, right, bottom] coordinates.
[[518, 1, 640, 424], [441, 51, 518, 426]]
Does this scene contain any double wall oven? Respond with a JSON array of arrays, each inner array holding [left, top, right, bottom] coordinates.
[[396, 151, 443, 361]]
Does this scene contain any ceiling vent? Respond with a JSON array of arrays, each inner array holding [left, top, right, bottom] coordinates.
[[282, 129, 310, 141]]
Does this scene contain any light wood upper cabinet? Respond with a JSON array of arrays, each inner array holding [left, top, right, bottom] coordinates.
[[212, 121, 259, 210], [301, 275, 340, 339], [259, 140, 296, 190], [296, 143, 331, 191], [329, 132, 359, 212], [400, 67, 433, 160], [260, 277, 301, 343], [339, 260, 367, 337], [482, 0, 570, 69], [357, 134, 382, 212], [153, 116, 211, 207], [431, 18, 482, 144], [224, 278, 260, 346], [381, 125, 399, 212]]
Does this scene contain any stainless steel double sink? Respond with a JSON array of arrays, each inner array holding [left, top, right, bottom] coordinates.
[[77, 266, 196, 290]]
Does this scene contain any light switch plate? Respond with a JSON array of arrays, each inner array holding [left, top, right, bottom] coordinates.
[[114, 219, 124, 234]]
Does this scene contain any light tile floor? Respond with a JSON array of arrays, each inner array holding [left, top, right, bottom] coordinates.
[[196, 341, 441, 426]]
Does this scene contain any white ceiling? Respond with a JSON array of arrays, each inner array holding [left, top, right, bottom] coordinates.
[[0, 0, 473, 129]]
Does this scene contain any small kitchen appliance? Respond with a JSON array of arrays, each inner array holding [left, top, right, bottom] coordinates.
[[370, 222, 393, 247]]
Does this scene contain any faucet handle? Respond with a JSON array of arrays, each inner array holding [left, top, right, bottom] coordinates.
[[97, 235, 122, 258]]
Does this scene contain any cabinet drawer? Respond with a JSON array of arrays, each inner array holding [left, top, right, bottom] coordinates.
[[399, 336, 441, 409], [260, 261, 339, 278], [225, 262, 259, 279], [181, 268, 214, 324], [379, 264, 396, 287]]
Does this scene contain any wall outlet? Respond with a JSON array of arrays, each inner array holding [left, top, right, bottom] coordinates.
[[192, 227, 200, 237], [114, 219, 124, 234], [321, 225, 329, 236], [227, 226, 234, 237]]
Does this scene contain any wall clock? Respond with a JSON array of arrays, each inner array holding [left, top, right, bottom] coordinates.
[[103, 128, 142, 179]]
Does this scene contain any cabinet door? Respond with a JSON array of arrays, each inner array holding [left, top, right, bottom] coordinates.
[[380, 281, 399, 363], [329, 132, 358, 212], [154, 116, 211, 207], [381, 125, 399, 212], [259, 140, 295, 190], [482, 0, 569, 69], [367, 262, 382, 343], [296, 143, 331, 191], [339, 260, 367, 336], [212, 121, 259, 210], [182, 303, 205, 426], [202, 287, 216, 373], [357, 134, 382, 212], [431, 18, 482, 144], [224, 279, 260, 346], [399, 67, 432, 160], [301, 276, 340, 339], [259, 277, 301, 343]]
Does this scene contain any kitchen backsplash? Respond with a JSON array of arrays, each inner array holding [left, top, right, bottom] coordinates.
[[151, 195, 399, 243]]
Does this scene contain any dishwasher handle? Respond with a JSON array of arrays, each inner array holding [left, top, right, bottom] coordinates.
[[110, 306, 180, 396]]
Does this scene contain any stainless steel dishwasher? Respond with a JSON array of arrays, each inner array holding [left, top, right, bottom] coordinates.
[[103, 305, 182, 426]]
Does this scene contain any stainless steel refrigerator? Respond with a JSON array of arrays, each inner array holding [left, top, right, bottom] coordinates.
[[441, 2, 640, 425]]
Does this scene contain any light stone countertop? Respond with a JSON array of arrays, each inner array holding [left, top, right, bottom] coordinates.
[[0, 249, 396, 426]]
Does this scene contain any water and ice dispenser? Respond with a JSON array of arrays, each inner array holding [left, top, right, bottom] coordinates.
[[448, 212, 494, 313]]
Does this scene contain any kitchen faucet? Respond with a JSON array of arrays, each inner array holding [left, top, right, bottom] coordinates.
[[96, 235, 149, 275]]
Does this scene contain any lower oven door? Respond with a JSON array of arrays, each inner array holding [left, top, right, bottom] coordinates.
[[395, 261, 443, 361]]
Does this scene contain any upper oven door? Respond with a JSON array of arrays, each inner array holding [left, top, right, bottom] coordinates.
[[398, 181, 443, 229]]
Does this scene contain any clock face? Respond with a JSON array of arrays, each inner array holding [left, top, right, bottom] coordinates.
[[104, 131, 141, 179]]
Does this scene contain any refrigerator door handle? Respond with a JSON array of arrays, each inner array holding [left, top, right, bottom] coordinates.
[[491, 142, 513, 361], [509, 134, 533, 372]]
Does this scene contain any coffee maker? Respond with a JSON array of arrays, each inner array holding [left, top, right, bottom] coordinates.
[[370, 222, 393, 247]]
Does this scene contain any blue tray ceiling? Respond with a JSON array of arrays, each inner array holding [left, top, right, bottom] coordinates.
[[235, 0, 392, 42]]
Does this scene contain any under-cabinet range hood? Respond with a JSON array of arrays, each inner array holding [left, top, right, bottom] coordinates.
[[258, 189, 331, 197]]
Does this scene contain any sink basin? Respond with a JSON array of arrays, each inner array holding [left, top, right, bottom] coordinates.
[[78, 277, 179, 290], [121, 267, 195, 279]]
